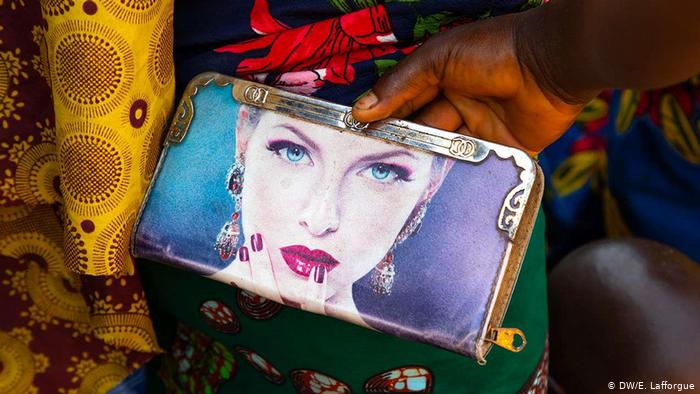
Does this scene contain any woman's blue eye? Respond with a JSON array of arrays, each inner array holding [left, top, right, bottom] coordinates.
[[362, 163, 411, 183], [371, 164, 391, 180], [286, 145, 306, 162], [267, 141, 311, 165]]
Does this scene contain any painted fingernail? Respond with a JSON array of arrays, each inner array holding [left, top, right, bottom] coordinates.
[[354, 91, 378, 110], [251, 233, 263, 252], [314, 265, 326, 284], [238, 246, 249, 262]]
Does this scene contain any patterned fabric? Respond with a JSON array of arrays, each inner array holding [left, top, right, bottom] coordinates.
[[0, 253, 150, 394], [0, 0, 172, 392], [540, 78, 700, 264], [43, 0, 175, 276], [174, 0, 539, 100], [158, 323, 236, 393]]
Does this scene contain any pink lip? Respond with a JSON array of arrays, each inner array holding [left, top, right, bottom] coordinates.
[[280, 245, 339, 278]]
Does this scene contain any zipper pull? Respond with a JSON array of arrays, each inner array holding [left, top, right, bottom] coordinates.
[[485, 327, 527, 353]]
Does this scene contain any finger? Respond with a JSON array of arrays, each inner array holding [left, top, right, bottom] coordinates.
[[412, 96, 463, 131], [211, 245, 253, 289], [231, 245, 253, 288], [455, 125, 475, 137], [390, 86, 439, 119], [302, 265, 327, 315], [352, 43, 445, 123], [448, 95, 536, 155], [248, 233, 284, 304]]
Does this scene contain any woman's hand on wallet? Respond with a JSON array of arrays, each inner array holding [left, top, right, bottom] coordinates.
[[231, 232, 328, 312], [227, 232, 283, 304], [351, 14, 584, 155]]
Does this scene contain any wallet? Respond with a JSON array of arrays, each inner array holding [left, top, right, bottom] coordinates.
[[131, 72, 543, 364]]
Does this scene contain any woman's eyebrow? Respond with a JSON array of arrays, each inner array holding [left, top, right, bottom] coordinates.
[[357, 150, 419, 163], [275, 124, 319, 151]]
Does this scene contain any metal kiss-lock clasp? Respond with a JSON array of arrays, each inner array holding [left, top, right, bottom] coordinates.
[[485, 327, 527, 353], [242, 85, 269, 104], [343, 111, 369, 131]]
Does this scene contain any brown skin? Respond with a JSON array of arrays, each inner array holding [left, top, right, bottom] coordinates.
[[549, 239, 700, 393], [352, 0, 700, 154], [352, 13, 582, 156]]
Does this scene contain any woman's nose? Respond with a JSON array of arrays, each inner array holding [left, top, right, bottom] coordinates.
[[298, 185, 340, 237]]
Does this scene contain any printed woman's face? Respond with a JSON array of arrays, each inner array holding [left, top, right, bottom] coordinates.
[[240, 111, 435, 303]]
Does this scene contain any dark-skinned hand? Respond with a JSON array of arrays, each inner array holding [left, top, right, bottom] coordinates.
[[351, 14, 586, 156], [352, 0, 700, 155]]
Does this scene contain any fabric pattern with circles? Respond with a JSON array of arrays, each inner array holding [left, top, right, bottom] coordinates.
[[236, 288, 283, 320], [102, 0, 163, 24], [14, 142, 60, 206], [0, 3, 166, 393], [75, 362, 131, 394], [0, 232, 64, 273], [25, 261, 91, 324], [63, 214, 89, 272], [40, 0, 75, 17], [90, 312, 159, 351], [48, 20, 134, 119], [0, 330, 42, 394], [91, 206, 137, 275], [147, 10, 174, 96], [0, 205, 31, 222], [59, 122, 132, 219], [139, 112, 166, 183], [43, 0, 175, 277], [121, 93, 151, 135]]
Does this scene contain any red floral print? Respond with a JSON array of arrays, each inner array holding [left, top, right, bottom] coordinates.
[[215, 2, 402, 86]]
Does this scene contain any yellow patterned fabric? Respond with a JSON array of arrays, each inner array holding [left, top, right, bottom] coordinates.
[[0, 211, 153, 393], [0, 5, 174, 389], [43, 0, 175, 276]]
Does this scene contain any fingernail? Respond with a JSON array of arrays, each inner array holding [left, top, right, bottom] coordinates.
[[354, 91, 378, 110], [251, 233, 263, 252], [314, 265, 326, 284], [238, 246, 249, 262]]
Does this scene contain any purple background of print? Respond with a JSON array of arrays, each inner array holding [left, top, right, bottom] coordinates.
[[353, 153, 520, 354]]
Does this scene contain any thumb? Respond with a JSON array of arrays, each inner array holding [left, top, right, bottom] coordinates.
[[352, 44, 444, 122]]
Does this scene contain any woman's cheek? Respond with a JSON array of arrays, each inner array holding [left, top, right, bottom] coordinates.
[[343, 182, 413, 246], [352, 178, 424, 221], [345, 178, 425, 244], [258, 158, 306, 196]]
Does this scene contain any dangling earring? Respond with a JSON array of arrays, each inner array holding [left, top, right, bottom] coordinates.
[[395, 201, 428, 245], [215, 158, 245, 260], [371, 201, 429, 296], [370, 253, 395, 296]]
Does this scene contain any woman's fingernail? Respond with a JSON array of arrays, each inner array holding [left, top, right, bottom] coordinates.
[[238, 246, 249, 262], [251, 233, 263, 252], [354, 91, 378, 110], [314, 265, 326, 284]]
